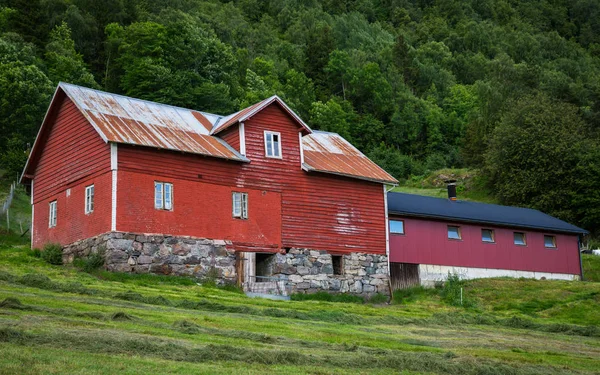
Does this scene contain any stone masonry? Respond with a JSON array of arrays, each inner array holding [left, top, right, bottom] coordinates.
[[262, 249, 390, 295], [61, 232, 390, 296], [62, 232, 237, 283]]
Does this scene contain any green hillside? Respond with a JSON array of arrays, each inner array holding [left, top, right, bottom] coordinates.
[[392, 168, 498, 204], [0, 242, 599, 374], [1, 0, 600, 235]]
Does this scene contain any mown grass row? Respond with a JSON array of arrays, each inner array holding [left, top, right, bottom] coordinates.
[[1, 268, 598, 337], [0, 325, 584, 375]]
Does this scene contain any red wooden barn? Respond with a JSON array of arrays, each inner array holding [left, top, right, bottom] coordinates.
[[20, 83, 398, 295], [387, 187, 587, 288]]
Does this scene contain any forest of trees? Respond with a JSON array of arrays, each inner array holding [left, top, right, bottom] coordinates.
[[1, 0, 599, 234]]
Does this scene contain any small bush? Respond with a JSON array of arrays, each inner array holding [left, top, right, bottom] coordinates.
[[27, 248, 42, 258], [73, 252, 105, 272], [41, 243, 63, 265], [440, 273, 475, 308]]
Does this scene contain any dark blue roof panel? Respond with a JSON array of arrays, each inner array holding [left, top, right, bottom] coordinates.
[[387, 192, 587, 234]]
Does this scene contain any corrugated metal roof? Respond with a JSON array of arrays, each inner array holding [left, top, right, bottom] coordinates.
[[210, 95, 312, 135], [60, 83, 247, 162], [302, 131, 398, 184], [388, 192, 587, 234], [25, 84, 397, 185]]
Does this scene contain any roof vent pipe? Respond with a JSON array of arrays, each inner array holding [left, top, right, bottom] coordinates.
[[446, 180, 457, 201]]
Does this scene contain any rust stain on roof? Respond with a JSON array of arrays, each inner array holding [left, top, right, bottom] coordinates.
[[302, 131, 398, 184], [58, 83, 394, 184], [61, 83, 246, 161]]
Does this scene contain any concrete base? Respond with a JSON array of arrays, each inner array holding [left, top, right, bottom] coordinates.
[[418, 264, 580, 286]]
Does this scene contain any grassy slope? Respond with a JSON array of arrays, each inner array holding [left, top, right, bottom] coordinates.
[[393, 169, 498, 204], [1, 241, 599, 374]]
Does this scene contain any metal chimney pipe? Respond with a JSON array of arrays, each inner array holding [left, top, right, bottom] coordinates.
[[446, 180, 457, 201]]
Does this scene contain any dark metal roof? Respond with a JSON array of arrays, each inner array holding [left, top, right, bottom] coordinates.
[[387, 192, 588, 234]]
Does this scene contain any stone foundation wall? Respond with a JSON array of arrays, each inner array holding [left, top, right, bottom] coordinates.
[[266, 249, 390, 295], [62, 232, 390, 296], [62, 232, 236, 283]]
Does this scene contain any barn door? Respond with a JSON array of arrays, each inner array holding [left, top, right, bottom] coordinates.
[[390, 262, 420, 290]]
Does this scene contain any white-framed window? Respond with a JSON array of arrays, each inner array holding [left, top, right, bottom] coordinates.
[[514, 232, 527, 246], [154, 182, 173, 210], [85, 185, 94, 214], [544, 235, 557, 248], [264, 131, 282, 158], [481, 229, 495, 243], [447, 225, 461, 240], [49, 200, 57, 228], [389, 220, 405, 234], [232, 192, 248, 219]]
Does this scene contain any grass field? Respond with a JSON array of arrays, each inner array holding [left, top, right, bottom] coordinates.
[[1, 236, 599, 374], [392, 168, 500, 204]]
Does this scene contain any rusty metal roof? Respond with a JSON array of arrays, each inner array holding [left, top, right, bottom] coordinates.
[[23, 83, 396, 185], [60, 83, 248, 162], [211, 95, 312, 135], [302, 131, 398, 184]]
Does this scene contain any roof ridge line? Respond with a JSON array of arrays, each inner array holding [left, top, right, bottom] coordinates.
[[58, 82, 225, 120]]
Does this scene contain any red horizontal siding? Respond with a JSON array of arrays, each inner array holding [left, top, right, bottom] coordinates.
[[389, 216, 580, 275], [33, 172, 112, 248], [33, 97, 111, 203], [118, 103, 386, 254], [219, 125, 240, 153], [32, 97, 112, 247], [117, 170, 282, 249]]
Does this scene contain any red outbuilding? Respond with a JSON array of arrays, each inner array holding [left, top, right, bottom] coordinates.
[[387, 187, 587, 288], [21, 83, 398, 296]]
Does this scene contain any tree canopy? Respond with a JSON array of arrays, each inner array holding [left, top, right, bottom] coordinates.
[[0, 0, 599, 233]]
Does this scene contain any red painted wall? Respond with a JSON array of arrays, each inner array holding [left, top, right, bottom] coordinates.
[[117, 103, 386, 254], [219, 125, 240, 153], [389, 216, 581, 275], [32, 97, 112, 248], [117, 170, 282, 251]]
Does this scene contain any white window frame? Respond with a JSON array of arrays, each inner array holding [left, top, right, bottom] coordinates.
[[514, 232, 527, 246], [85, 185, 94, 214], [447, 225, 462, 240], [481, 228, 495, 243], [232, 192, 248, 219], [544, 235, 557, 248], [389, 220, 405, 234], [154, 182, 173, 210], [264, 131, 282, 159], [49, 200, 57, 228]]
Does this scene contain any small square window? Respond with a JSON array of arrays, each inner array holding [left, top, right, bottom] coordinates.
[[85, 185, 94, 214], [332, 255, 343, 275], [49, 200, 57, 228], [264, 131, 281, 158], [232, 192, 248, 219], [389, 220, 405, 234], [481, 229, 495, 243], [544, 235, 557, 248], [514, 232, 526, 246], [154, 182, 173, 210], [447, 226, 461, 240]]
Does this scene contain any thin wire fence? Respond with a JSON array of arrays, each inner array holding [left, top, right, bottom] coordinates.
[[1, 182, 15, 215], [1, 182, 30, 236]]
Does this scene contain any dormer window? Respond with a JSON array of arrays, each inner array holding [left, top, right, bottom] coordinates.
[[264, 131, 281, 158]]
